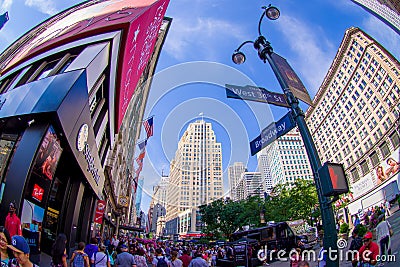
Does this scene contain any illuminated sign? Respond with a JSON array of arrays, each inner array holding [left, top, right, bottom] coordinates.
[[32, 184, 44, 202], [319, 162, 349, 197]]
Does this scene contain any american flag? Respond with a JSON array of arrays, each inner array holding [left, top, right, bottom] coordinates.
[[137, 139, 147, 151], [143, 116, 153, 138]]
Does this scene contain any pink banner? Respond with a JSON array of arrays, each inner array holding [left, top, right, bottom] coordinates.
[[117, 0, 169, 128]]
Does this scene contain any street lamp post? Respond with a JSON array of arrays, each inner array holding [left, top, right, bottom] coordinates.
[[232, 5, 338, 267]]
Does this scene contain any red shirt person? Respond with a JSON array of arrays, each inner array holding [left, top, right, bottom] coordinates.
[[5, 202, 22, 237], [357, 232, 379, 266]]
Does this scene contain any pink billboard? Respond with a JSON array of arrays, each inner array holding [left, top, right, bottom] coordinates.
[[0, 0, 170, 130]]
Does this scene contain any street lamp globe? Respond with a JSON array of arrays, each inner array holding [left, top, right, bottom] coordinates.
[[265, 6, 280, 20], [232, 51, 246, 64]]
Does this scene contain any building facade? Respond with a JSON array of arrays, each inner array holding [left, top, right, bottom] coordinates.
[[241, 172, 263, 199], [0, 0, 170, 258], [258, 129, 313, 189], [351, 0, 400, 35], [149, 175, 168, 236], [257, 154, 273, 195], [305, 27, 400, 215], [228, 162, 246, 201], [165, 119, 223, 236]]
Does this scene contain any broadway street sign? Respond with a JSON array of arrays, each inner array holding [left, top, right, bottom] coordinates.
[[225, 84, 289, 107], [250, 112, 296, 155]]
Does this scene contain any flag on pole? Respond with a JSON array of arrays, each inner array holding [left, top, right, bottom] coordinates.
[[143, 116, 153, 138], [0, 12, 9, 30], [137, 139, 147, 151]]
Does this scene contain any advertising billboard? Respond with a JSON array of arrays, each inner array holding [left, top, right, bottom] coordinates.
[[0, 0, 170, 130], [32, 126, 63, 181], [352, 148, 399, 198]]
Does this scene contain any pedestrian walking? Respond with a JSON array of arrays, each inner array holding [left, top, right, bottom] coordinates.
[[4, 202, 22, 238], [348, 229, 363, 267], [375, 215, 392, 265], [85, 237, 99, 267], [115, 244, 136, 267], [354, 232, 379, 267], [169, 251, 183, 267], [188, 251, 208, 267], [51, 233, 68, 267], [134, 248, 147, 267], [179, 249, 192, 267], [152, 248, 169, 267], [7, 235, 39, 267], [91, 244, 111, 267], [0, 226, 13, 266], [384, 199, 391, 217], [70, 242, 89, 267]]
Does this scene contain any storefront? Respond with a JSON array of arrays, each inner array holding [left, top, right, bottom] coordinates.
[[0, 70, 105, 255]]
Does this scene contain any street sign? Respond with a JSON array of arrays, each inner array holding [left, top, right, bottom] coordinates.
[[225, 84, 289, 107], [250, 112, 296, 155]]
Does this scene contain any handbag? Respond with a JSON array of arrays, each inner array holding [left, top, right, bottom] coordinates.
[[387, 221, 393, 236]]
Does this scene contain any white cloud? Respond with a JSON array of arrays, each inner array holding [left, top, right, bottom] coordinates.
[[1, 0, 13, 12], [164, 16, 246, 61], [275, 15, 336, 97], [362, 16, 400, 60], [24, 0, 58, 15]]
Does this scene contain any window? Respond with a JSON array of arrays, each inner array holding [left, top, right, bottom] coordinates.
[[389, 131, 399, 148], [369, 152, 379, 167], [379, 142, 390, 158], [351, 168, 360, 182]]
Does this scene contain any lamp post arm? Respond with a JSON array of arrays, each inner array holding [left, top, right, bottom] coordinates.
[[258, 11, 266, 36], [235, 41, 254, 52]]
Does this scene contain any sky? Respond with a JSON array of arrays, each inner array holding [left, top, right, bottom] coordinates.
[[0, 0, 399, 213]]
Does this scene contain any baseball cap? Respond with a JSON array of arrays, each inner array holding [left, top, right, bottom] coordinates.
[[7, 236, 30, 254], [120, 244, 128, 249], [363, 232, 373, 239]]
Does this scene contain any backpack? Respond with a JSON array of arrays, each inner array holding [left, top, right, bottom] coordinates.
[[73, 251, 87, 267], [157, 256, 168, 267]]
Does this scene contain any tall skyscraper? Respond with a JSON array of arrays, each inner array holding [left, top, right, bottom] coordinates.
[[166, 119, 223, 234], [259, 129, 313, 189], [305, 27, 399, 215], [351, 0, 400, 34], [257, 154, 273, 195], [228, 162, 246, 201], [241, 172, 264, 199], [149, 175, 169, 235]]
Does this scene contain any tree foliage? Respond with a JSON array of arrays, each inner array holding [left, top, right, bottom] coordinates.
[[199, 179, 320, 239]]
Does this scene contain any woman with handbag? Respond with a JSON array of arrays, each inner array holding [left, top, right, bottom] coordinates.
[[375, 215, 392, 265]]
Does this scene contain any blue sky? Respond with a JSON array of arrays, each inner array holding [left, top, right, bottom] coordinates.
[[1, 0, 399, 212]]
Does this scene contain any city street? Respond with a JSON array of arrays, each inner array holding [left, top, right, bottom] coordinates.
[[265, 208, 400, 267]]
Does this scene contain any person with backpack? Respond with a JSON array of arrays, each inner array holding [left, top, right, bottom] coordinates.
[[115, 244, 136, 267], [70, 242, 89, 267], [152, 248, 169, 267], [91, 244, 111, 267], [348, 229, 363, 267], [106, 245, 116, 267]]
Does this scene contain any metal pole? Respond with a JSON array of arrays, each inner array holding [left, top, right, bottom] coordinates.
[[256, 37, 339, 266]]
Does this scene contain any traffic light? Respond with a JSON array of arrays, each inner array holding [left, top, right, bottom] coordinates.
[[318, 162, 349, 197]]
